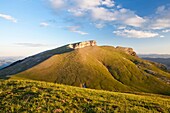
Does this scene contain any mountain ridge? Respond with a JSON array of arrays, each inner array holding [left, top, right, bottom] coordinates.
[[0, 41, 170, 95]]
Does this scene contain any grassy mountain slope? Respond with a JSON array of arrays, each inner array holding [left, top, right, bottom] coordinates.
[[0, 45, 73, 77], [0, 80, 170, 113], [12, 46, 170, 95]]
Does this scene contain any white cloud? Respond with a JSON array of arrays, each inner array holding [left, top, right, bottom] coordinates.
[[95, 23, 105, 29], [74, 0, 114, 8], [117, 26, 126, 29], [156, 6, 166, 14], [91, 7, 116, 21], [0, 13, 17, 23], [160, 35, 165, 38], [150, 5, 170, 30], [151, 19, 170, 30], [74, 1, 145, 27], [123, 15, 146, 27], [75, 0, 100, 9], [162, 29, 170, 33], [113, 29, 159, 38], [68, 26, 88, 35], [101, 0, 115, 7], [40, 22, 49, 27], [48, 0, 170, 31], [50, 0, 66, 9], [15, 43, 47, 47], [117, 5, 122, 9], [49, 0, 146, 28], [116, 8, 146, 27], [68, 8, 85, 17]]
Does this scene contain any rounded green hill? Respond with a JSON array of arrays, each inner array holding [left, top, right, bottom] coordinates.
[[0, 41, 170, 95]]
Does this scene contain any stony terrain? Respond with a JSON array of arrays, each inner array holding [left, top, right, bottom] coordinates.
[[68, 40, 97, 49], [116, 46, 137, 57]]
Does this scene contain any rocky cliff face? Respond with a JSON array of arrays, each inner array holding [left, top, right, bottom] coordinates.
[[68, 40, 97, 49], [116, 46, 137, 57]]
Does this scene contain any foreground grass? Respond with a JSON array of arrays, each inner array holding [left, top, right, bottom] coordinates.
[[0, 80, 170, 113]]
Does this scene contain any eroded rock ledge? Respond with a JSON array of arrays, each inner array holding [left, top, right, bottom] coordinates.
[[116, 46, 137, 57], [66, 40, 137, 57], [68, 40, 97, 49]]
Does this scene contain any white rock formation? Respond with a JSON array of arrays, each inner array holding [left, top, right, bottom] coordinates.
[[68, 40, 97, 49]]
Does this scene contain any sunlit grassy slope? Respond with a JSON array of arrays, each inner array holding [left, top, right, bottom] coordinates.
[[0, 80, 170, 113], [12, 46, 170, 95]]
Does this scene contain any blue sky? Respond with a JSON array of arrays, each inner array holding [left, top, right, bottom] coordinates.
[[0, 0, 170, 56]]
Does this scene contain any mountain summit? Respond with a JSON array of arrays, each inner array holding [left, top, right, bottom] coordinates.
[[68, 40, 97, 49], [0, 41, 170, 95]]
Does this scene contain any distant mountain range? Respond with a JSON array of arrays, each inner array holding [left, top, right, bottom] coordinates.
[[0, 40, 170, 95], [139, 54, 170, 58], [139, 54, 170, 69], [0, 57, 23, 69], [143, 58, 170, 69]]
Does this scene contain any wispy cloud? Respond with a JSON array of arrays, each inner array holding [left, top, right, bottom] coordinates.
[[113, 29, 159, 38], [40, 22, 49, 27], [68, 26, 88, 35], [150, 5, 170, 30], [49, 0, 66, 9], [101, 0, 115, 7], [0, 13, 17, 23], [49, 0, 170, 38], [95, 23, 105, 29], [160, 35, 165, 38], [15, 43, 47, 47], [49, 0, 146, 28], [162, 29, 170, 33], [117, 26, 126, 30]]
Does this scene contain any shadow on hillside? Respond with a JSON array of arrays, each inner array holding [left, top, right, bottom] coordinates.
[[0, 45, 74, 78]]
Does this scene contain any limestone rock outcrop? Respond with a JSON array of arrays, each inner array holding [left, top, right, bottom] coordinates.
[[116, 46, 137, 57], [68, 40, 97, 49]]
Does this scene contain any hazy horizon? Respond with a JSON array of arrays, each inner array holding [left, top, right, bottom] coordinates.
[[1, 0, 170, 56]]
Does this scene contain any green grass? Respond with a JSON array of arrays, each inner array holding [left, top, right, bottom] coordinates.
[[0, 80, 170, 113], [11, 46, 170, 95]]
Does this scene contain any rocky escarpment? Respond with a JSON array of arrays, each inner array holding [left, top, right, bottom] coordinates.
[[116, 46, 137, 57], [68, 40, 97, 49]]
